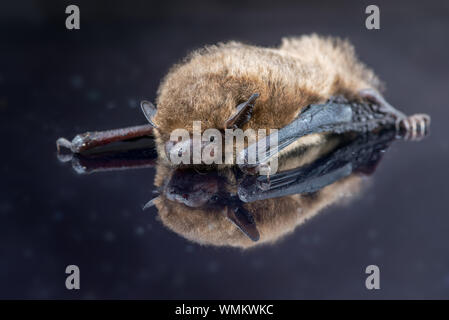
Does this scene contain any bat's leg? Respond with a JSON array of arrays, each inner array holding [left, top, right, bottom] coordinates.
[[359, 88, 431, 141], [56, 124, 155, 153], [239, 90, 431, 173], [358, 88, 406, 120]]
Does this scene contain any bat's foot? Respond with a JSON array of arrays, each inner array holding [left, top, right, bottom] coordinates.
[[358, 88, 406, 121], [358, 88, 431, 140], [398, 113, 431, 141]]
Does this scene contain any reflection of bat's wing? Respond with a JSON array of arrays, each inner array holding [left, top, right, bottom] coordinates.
[[57, 137, 158, 174], [238, 130, 396, 202]]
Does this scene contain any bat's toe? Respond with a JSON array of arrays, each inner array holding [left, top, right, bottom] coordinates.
[[399, 113, 431, 141]]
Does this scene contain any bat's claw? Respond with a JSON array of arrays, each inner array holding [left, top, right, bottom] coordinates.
[[56, 152, 73, 163], [398, 113, 431, 141], [56, 137, 74, 153]]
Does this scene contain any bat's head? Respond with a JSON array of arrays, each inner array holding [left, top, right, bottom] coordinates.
[[141, 89, 259, 164], [153, 166, 261, 243], [139, 44, 282, 167], [140, 90, 261, 167], [139, 41, 327, 169], [163, 167, 224, 208]]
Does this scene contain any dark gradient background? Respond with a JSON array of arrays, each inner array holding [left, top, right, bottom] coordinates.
[[1, 0, 448, 299]]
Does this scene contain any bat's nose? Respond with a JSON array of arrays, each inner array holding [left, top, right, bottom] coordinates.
[[165, 139, 193, 163], [165, 139, 215, 165]]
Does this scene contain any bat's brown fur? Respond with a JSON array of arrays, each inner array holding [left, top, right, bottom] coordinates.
[[152, 34, 382, 161], [152, 136, 363, 248], [147, 34, 384, 247]]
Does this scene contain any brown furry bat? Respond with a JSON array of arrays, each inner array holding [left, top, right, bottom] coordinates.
[[55, 35, 431, 247], [57, 34, 430, 168]]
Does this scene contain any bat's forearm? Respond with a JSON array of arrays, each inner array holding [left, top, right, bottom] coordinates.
[[56, 124, 155, 153]]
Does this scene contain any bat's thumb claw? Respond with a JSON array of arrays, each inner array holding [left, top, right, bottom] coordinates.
[[56, 137, 74, 153]]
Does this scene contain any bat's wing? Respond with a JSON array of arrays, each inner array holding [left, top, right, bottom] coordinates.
[[238, 130, 396, 202], [238, 96, 396, 170], [58, 137, 158, 174]]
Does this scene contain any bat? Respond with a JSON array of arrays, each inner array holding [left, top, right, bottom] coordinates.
[[56, 34, 430, 173]]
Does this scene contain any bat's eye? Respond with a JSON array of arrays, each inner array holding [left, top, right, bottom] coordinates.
[[210, 136, 215, 142], [210, 195, 219, 202]]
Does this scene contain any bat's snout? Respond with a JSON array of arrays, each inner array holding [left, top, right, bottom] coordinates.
[[165, 138, 216, 165]]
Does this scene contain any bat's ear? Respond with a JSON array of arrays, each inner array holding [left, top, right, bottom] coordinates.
[[225, 93, 259, 129], [141, 101, 158, 128], [225, 205, 260, 242]]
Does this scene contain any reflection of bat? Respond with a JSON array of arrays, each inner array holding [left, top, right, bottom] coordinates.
[[56, 34, 430, 170], [59, 129, 395, 247], [149, 129, 396, 248]]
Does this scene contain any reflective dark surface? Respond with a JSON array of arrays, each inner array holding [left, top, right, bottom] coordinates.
[[62, 129, 398, 249], [1, 0, 449, 299]]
